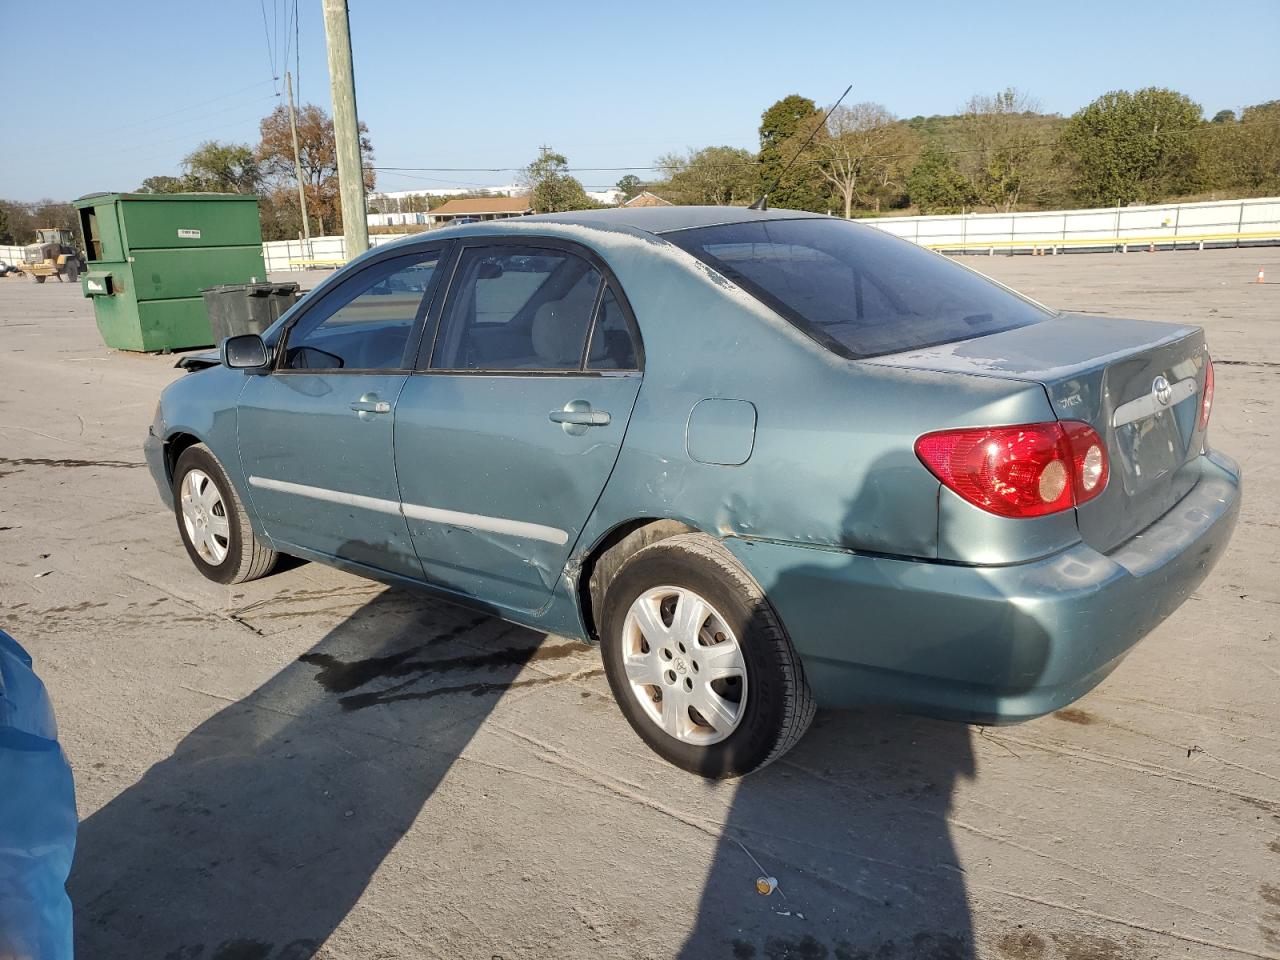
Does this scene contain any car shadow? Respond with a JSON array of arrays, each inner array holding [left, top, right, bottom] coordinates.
[[68, 585, 551, 960], [677, 711, 977, 959]]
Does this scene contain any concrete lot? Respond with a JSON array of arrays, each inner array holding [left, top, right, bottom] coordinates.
[[0, 248, 1277, 960]]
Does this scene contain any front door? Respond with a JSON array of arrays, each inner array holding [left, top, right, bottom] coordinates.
[[394, 240, 643, 613], [238, 249, 446, 578]]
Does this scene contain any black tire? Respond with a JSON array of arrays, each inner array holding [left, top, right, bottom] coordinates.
[[33, 275, 45, 284], [172, 444, 278, 584], [599, 533, 815, 778]]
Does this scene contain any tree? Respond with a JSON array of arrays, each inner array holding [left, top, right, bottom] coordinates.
[[809, 102, 917, 218], [906, 145, 974, 213], [0, 204, 9, 244], [956, 88, 1057, 211], [757, 95, 830, 211], [256, 103, 374, 237], [1061, 88, 1203, 206], [1199, 99, 1280, 195], [655, 146, 756, 206], [1211, 109, 1236, 124], [519, 146, 594, 213], [181, 141, 262, 194], [615, 174, 643, 202], [137, 175, 186, 194]]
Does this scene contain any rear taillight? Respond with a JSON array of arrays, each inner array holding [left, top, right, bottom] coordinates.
[[915, 421, 1109, 519], [1199, 355, 1214, 431]]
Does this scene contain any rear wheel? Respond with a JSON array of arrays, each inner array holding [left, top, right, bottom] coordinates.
[[599, 533, 814, 778], [33, 275, 45, 284], [173, 444, 277, 584]]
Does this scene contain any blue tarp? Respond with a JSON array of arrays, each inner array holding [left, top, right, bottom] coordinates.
[[0, 628, 76, 960]]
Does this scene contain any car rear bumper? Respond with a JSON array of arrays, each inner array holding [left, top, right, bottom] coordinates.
[[143, 426, 173, 510], [727, 451, 1241, 723]]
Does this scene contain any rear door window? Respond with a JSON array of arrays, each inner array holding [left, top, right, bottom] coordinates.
[[665, 218, 1052, 358], [430, 245, 603, 371]]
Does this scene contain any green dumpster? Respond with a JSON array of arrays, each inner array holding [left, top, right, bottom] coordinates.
[[73, 192, 268, 352]]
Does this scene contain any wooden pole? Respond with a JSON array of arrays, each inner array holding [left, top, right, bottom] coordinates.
[[322, 0, 369, 257], [285, 71, 312, 256]]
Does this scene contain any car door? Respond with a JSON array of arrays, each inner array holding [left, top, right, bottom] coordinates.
[[394, 239, 644, 613], [237, 248, 447, 578]]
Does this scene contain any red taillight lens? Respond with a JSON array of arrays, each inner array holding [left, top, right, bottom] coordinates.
[[915, 421, 1109, 519], [1199, 355, 1214, 431]]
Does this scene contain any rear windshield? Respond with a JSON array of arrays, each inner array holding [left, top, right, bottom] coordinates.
[[666, 218, 1052, 358]]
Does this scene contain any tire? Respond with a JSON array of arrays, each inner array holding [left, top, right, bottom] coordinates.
[[33, 275, 45, 284], [599, 533, 815, 778], [172, 444, 278, 584]]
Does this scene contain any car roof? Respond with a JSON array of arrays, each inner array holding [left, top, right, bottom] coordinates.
[[513, 205, 824, 236]]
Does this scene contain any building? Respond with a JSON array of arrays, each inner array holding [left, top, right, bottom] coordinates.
[[426, 196, 533, 226], [622, 191, 673, 208]]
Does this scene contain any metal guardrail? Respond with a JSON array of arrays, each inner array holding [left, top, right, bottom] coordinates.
[[927, 229, 1280, 254]]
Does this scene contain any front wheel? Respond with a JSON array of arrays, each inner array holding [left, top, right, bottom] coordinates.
[[599, 533, 815, 778], [173, 444, 278, 584]]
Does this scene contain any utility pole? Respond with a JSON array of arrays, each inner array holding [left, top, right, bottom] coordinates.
[[321, 0, 369, 258], [285, 71, 312, 258]]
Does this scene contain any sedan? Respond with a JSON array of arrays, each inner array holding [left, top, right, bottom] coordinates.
[[144, 208, 1240, 777]]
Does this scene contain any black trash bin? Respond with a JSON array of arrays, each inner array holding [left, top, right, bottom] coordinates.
[[201, 282, 300, 342]]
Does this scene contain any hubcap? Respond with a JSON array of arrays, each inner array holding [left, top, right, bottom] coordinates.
[[180, 468, 230, 565], [620, 586, 747, 745]]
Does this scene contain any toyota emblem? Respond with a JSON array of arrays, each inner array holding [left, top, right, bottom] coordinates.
[[1152, 375, 1173, 406]]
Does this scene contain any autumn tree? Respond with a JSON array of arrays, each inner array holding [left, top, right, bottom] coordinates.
[[1061, 88, 1203, 206], [520, 146, 594, 213], [256, 103, 374, 238]]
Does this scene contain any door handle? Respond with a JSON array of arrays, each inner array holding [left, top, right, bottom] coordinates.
[[549, 410, 611, 426], [351, 393, 391, 417], [550, 400, 611, 435]]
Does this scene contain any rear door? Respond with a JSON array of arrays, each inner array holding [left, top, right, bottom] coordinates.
[[393, 239, 643, 613], [238, 249, 446, 577]]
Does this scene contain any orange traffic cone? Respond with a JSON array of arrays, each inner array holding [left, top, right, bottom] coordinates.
[[1258, 267, 1266, 284]]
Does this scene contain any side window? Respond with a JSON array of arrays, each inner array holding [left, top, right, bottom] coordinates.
[[283, 254, 440, 371], [431, 246, 601, 371], [587, 287, 639, 370]]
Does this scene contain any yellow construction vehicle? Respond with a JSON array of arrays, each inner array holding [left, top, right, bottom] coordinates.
[[22, 228, 84, 284]]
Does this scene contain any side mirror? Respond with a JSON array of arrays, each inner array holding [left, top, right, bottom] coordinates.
[[220, 334, 270, 369]]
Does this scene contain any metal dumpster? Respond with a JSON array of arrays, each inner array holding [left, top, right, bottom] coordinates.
[[73, 192, 268, 352], [201, 282, 300, 341]]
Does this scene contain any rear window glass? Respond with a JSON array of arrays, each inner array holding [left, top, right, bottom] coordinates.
[[666, 218, 1052, 358]]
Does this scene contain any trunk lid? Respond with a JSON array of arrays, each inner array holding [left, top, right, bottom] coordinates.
[[868, 313, 1211, 553]]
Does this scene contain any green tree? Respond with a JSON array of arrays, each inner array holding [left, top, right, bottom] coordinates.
[[655, 146, 756, 205], [1199, 99, 1280, 194], [181, 141, 262, 193], [615, 174, 643, 202], [1211, 109, 1236, 124], [137, 175, 187, 194], [520, 146, 594, 213], [957, 88, 1059, 211], [906, 145, 974, 213], [810, 103, 919, 218], [1061, 88, 1203, 206], [757, 94, 830, 211], [0, 204, 9, 244]]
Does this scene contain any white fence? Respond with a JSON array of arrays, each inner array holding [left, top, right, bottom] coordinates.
[[261, 234, 407, 272], [856, 196, 1280, 254], [0, 244, 25, 264]]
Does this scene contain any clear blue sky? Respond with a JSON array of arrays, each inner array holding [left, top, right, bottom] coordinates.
[[4, 0, 1278, 202]]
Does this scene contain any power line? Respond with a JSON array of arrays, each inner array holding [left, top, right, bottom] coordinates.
[[258, 0, 279, 92]]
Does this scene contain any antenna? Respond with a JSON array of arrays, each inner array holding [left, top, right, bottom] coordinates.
[[749, 84, 853, 211]]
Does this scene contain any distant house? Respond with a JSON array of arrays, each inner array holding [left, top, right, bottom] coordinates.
[[622, 191, 673, 208], [428, 197, 533, 226]]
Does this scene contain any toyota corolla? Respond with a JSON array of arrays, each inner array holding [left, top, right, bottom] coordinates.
[[144, 208, 1240, 777]]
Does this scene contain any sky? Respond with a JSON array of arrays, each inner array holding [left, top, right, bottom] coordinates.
[[3, 0, 1278, 202]]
